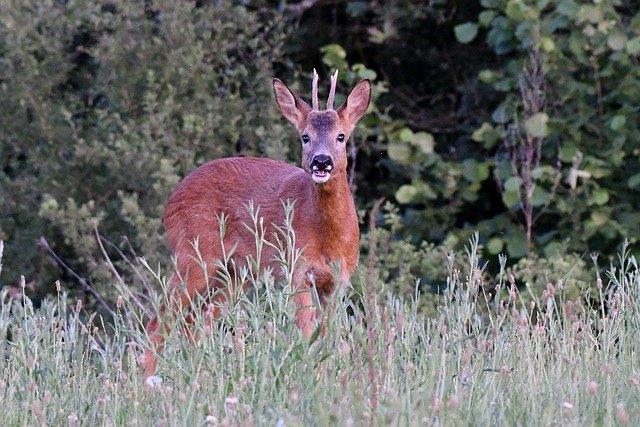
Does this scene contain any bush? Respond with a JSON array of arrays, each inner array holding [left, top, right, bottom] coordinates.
[[0, 0, 292, 304]]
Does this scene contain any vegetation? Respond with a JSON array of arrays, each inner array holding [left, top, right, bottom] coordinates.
[[1, 1, 639, 422], [1, 233, 639, 424]]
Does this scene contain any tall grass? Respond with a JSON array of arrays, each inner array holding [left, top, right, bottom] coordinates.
[[0, 227, 638, 425]]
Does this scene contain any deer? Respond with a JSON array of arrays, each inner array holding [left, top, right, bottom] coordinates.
[[139, 70, 371, 380]]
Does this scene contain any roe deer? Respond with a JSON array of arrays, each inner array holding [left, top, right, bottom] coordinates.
[[140, 70, 371, 378]]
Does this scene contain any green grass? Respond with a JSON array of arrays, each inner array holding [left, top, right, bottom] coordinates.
[[0, 234, 639, 426]]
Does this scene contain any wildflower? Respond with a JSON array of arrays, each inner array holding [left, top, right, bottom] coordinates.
[[145, 375, 163, 389], [616, 402, 628, 425], [586, 381, 598, 396], [447, 395, 459, 410], [603, 363, 614, 377], [68, 412, 79, 427]]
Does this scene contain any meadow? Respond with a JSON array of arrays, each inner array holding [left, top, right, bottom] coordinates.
[[0, 231, 638, 426]]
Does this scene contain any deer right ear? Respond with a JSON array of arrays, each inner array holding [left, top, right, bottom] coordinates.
[[273, 79, 311, 128]]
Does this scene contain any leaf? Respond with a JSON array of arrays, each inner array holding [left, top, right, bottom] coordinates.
[[398, 127, 414, 142], [411, 132, 434, 154], [503, 190, 520, 208], [531, 186, 550, 207], [454, 22, 479, 44], [346, 1, 368, 17], [540, 36, 555, 52], [590, 209, 609, 226], [492, 106, 510, 124], [395, 185, 420, 204], [487, 237, 504, 254], [504, 176, 523, 192], [525, 112, 549, 138], [607, 30, 628, 51], [626, 37, 640, 56], [610, 114, 626, 131], [559, 144, 578, 162], [479, 11, 496, 27], [320, 44, 348, 69], [505, 0, 529, 21], [472, 122, 493, 142], [387, 142, 412, 164], [478, 69, 497, 83], [505, 232, 528, 258], [627, 173, 640, 189], [591, 188, 609, 206]]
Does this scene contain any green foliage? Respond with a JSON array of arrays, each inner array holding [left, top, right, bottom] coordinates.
[[0, 0, 291, 300], [473, 0, 640, 257], [1, 229, 639, 424]]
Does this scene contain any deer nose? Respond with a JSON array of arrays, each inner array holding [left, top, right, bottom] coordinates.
[[311, 154, 333, 171]]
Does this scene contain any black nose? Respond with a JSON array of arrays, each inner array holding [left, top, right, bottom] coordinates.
[[311, 154, 333, 171]]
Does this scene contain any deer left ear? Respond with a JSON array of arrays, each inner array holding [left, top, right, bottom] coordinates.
[[273, 78, 311, 128], [337, 79, 371, 128]]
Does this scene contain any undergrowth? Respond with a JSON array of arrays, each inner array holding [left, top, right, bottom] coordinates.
[[0, 227, 638, 425]]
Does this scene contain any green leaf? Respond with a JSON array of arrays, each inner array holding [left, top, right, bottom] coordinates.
[[525, 112, 549, 138], [504, 176, 523, 192], [559, 144, 578, 162], [398, 127, 414, 142], [532, 186, 550, 206], [487, 237, 504, 254], [387, 142, 412, 164], [454, 22, 479, 44], [320, 44, 348, 69], [395, 185, 420, 204], [411, 132, 434, 154], [472, 122, 492, 142], [626, 37, 640, 56], [346, 1, 368, 17], [478, 69, 497, 83], [591, 188, 609, 206], [590, 209, 610, 226], [610, 114, 626, 131], [505, 0, 529, 21], [479, 11, 496, 27], [505, 232, 528, 258], [540, 36, 555, 52], [627, 173, 640, 189], [607, 30, 628, 51], [503, 190, 520, 208]]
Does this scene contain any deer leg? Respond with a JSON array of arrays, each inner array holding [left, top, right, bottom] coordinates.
[[293, 284, 317, 338], [140, 260, 218, 378]]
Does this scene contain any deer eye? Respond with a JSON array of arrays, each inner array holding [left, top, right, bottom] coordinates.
[[302, 134, 310, 144], [337, 133, 345, 142]]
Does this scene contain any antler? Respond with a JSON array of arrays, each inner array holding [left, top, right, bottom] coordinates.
[[311, 68, 319, 110], [327, 69, 338, 110]]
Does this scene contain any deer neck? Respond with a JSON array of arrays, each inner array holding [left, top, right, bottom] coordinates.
[[311, 170, 356, 235]]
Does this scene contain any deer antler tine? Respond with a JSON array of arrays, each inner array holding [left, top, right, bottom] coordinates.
[[327, 69, 339, 110], [312, 68, 319, 110]]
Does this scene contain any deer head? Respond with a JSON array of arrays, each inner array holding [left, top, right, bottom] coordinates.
[[273, 70, 371, 184]]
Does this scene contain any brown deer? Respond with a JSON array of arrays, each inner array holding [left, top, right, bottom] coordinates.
[[140, 70, 371, 379]]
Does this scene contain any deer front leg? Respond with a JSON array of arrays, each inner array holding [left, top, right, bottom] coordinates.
[[293, 284, 317, 338]]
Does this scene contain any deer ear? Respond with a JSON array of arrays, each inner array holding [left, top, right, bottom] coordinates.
[[273, 78, 311, 128], [337, 79, 371, 128]]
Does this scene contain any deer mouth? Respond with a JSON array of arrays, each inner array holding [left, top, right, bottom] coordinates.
[[311, 165, 332, 184]]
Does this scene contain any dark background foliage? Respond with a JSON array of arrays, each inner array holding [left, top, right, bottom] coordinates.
[[1, 0, 638, 310]]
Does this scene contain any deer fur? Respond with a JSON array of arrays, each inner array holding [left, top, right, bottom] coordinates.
[[140, 70, 371, 379]]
